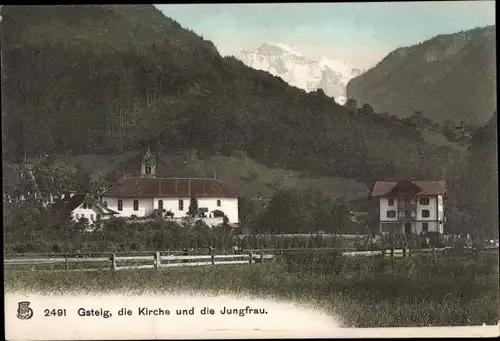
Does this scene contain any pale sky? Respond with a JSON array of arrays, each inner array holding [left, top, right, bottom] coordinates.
[[155, 1, 495, 69]]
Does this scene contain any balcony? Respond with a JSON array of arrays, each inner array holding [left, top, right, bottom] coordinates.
[[397, 215, 416, 221], [397, 202, 417, 210], [397, 209, 416, 221]]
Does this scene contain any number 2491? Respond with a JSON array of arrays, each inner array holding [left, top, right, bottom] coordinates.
[[44, 309, 67, 317]]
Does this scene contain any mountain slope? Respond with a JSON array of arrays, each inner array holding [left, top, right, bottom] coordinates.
[[346, 26, 496, 125], [2, 5, 464, 185], [238, 43, 362, 104]]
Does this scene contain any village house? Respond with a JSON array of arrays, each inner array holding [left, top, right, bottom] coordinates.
[[100, 149, 240, 226], [371, 180, 446, 235], [52, 192, 118, 223]]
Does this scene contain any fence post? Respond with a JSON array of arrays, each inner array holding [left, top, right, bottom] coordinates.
[[211, 254, 215, 265], [372, 252, 377, 278], [65, 256, 69, 271], [111, 253, 117, 271], [154, 252, 160, 270], [260, 251, 264, 265], [249, 251, 253, 266], [390, 247, 395, 272]]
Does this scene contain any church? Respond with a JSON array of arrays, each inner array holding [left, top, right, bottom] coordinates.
[[100, 149, 240, 224]]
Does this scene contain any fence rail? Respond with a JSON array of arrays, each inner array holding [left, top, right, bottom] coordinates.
[[4, 252, 275, 272], [4, 245, 495, 272]]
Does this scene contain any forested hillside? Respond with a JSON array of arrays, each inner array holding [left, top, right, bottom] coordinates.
[[454, 113, 498, 237], [346, 26, 496, 125], [2, 5, 464, 185]]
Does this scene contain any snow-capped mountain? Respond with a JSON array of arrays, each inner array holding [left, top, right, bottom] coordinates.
[[237, 43, 363, 104]]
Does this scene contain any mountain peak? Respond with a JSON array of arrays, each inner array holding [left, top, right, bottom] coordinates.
[[238, 43, 363, 104], [317, 57, 354, 74], [262, 43, 303, 56]]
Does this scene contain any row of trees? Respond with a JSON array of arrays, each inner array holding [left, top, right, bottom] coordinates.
[[3, 159, 108, 206], [345, 99, 476, 145], [240, 188, 369, 235]]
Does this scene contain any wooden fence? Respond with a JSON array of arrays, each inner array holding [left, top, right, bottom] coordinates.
[[244, 246, 458, 261], [4, 252, 274, 272], [5, 245, 494, 272]]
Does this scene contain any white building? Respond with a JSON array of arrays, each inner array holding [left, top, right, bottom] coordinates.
[[53, 192, 118, 223], [371, 180, 446, 235], [100, 149, 239, 225]]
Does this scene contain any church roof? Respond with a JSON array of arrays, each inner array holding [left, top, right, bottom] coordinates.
[[101, 177, 238, 198]]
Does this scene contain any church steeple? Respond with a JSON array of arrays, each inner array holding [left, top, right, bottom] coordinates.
[[141, 147, 156, 177]]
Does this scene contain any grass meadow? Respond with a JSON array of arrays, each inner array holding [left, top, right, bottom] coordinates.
[[5, 252, 499, 327]]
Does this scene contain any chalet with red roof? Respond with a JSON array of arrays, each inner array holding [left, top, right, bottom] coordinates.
[[100, 149, 239, 224], [371, 180, 447, 235]]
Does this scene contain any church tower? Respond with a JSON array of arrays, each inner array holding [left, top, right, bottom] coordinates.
[[141, 147, 156, 177]]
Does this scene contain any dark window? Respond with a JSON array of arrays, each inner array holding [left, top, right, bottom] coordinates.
[[178, 200, 184, 211], [104, 201, 108, 207], [97, 214, 101, 221], [420, 197, 430, 205], [90, 214, 94, 221], [75, 214, 79, 219], [118, 200, 123, 211], [404, 210, 410, 217], [88, 203, 92, 210], [387, 210, 396, 218], [145, 166, 151, 175], [133, 200, 139, 211], [83, 203, 87, 209], [422, 210, 430, 218], [422, 222, 429, 232], [158, 200, 163, 210], [217, 199, 221, 207], [388, 198, 394, 206]]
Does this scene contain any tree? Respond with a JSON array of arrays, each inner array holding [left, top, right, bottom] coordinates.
[[315, 88, 326, 97], [459, 113, 498, 238], [255, 189, 308, 234], [254, 188, 346, 234], [360, 103, 374, 116], [238, 196, 255, 223], [188, 196, 198, 217], [345, 98, 358, 112], [74, 163, 91, 193], [90, 176, 109, 197]]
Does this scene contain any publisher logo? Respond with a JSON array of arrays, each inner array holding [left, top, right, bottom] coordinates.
[[16, 301, 33, 320]]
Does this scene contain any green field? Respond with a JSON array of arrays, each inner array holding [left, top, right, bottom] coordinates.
[[5, 254, 499, 328]]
